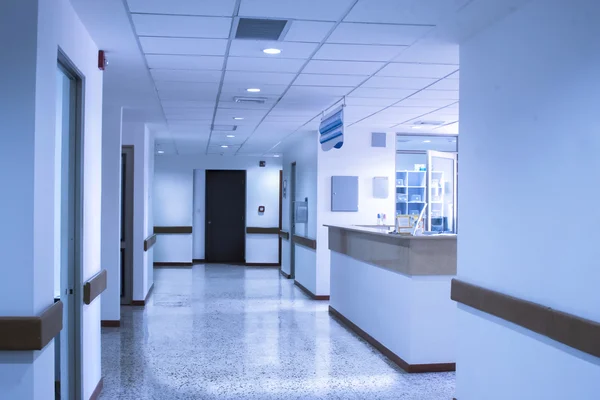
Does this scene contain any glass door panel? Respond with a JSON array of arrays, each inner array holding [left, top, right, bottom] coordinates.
[[427, 150, 457, 233]]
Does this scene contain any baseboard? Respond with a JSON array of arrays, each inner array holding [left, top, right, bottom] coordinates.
[[245, 263, 280, 267], [129, 283, 155, 307], [294, 280, 330, 300], [154, 262, 193, 267], [279, 269, 291, 279], [192, 259, 205, 264], [101, 320, 120, 328], [89, 377, 103, 400], [329, 306, 456, 373]]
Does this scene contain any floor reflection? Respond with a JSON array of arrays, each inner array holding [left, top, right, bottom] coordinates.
[[100, 265, 455, 399]]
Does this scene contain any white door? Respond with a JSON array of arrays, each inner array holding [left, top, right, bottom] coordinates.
[[427, 150, 458, 233]]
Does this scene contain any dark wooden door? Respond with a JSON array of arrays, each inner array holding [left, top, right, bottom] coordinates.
[[205, 170, 246, 263]]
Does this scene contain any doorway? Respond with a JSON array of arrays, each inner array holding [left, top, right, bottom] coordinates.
[[205, 170, 246, 263], [289, 162, 297, 279], [121, 146, 134, 304], [55, 56, 83, 400]]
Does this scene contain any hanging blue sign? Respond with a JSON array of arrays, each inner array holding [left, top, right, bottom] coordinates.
[[319, 106, 344, 151]]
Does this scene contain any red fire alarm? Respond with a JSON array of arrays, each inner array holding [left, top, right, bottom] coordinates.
[[98, 50, 108, 71]]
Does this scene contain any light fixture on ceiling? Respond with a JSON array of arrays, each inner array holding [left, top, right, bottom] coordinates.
[[157, 150, 165, 154], [247, 88, 261, 93], [423, 140, 432, 143], [273, 154, 280, 158], [226, 135, 235, 138], [233, 117, 244, 120], [221, 145, 229, 148], [263, 48, 282, 55]]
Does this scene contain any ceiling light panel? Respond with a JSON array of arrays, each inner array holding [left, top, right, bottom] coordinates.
[[221, 83, 288, 96], [151, 69, 223, 83], [350, 87, 416, 99], [227, 57, 304, 73], [314, 44, 407, 62], [303, 60, 385, 75], [229, 40, 318, 59], [294, 74, 368, 87], [284, 20, 336, 42], [146, 55, 224, 70], [344, 0, 470, 25], [377, 63, 459, 78], [127, 0, 236, 16], [132, 15, 232, 38], [140, 37, 228, 56], [328, 23, 432, 46], [223, 71, 296, 86], [238, 0, 356, 21], [361, 76, 438, 90]]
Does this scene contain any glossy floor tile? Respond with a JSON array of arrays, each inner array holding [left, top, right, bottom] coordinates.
[[100, 265, 455, 399]]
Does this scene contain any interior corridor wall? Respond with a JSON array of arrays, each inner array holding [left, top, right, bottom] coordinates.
[[0, 1, 103, 398], [457, 1, 600, 399], [281, 133, 319, 291], [315, 129, 396, 296], [122, 113, 154, 301], [154, 155, 282, 264]]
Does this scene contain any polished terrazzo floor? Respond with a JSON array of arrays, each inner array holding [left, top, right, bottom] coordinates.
[[100, 265, 455, 399]]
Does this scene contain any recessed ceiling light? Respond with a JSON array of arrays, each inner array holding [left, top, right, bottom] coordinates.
[[263, 48, 282, 55], [233, 117, 244, 120], [423, 140, 432, 143], [226, 135, 235, 138], [273, 154, 280, 158], [246, 88, 261, 93], [221, 145, 229, 148], [157, 150, 165, 154]]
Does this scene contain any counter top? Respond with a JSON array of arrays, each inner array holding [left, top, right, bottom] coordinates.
[[326, 225, 457, 276], [325, 225, 457, 240]]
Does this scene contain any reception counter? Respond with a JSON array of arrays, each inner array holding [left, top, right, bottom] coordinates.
[[326, 225, 457, 372]]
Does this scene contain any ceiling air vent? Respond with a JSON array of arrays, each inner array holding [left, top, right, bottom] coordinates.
[[212, 125, 237, 132], [234, 96, 267, 104], [412, 120, 446, 127], [235, 18, 289, 40]]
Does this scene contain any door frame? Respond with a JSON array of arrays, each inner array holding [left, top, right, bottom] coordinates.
[[204, 170, 247, 263], [57, 50, 84, 400], [121, 145, 134, 304], [289, 162, 297, 279]]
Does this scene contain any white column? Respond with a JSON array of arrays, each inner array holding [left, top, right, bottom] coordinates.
[[457, 0, 600, 399], [101, 105, 123, 322]]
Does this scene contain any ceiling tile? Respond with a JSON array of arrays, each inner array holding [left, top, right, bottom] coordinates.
[[140, 37, 228, 56], [127, 0, 236, 16], [343, 106, 387, 123], [164, 107, 214, 119], [394, 98, 457, 108], [151, 69, 223, 83], [328, 23, 432, 46], [229, 40, 318, 59], [159, 89, 219, 101], [238, 0, 355, 21], [294, 74, 367, 87], [223, 70, 296, 85], [287, 85, 353, 98], [227, 57, 305, 73], [132, 14, 232, 38], [284, 21, 336, 43], [344, 97, 398, 107], [361, 76, 438, 90], [377, 63, 458, 78], [303, 60, 385, 75], [350, 87, 416, 99], [162, 100, 218, 108], [427, 78, 460, 91], [393, 41, 459, 64], [146, 55, 224, 70], [408, 90, 459, 100], [314, 44, 406, 62], [390, 106, 441, 115], [448, 70, 459, 79], [155, 81, 220, 93], [344, 0, 470, 25]]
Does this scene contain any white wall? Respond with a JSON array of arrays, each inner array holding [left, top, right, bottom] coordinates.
[[122, 112, 154, 301], [316, 129, 396, 296], [100, 105, 122, 322], [281, 132, 319, 289], [0, 1, 103, 398], [457, 0, 600, 398], [154, 155, 282, 263]]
